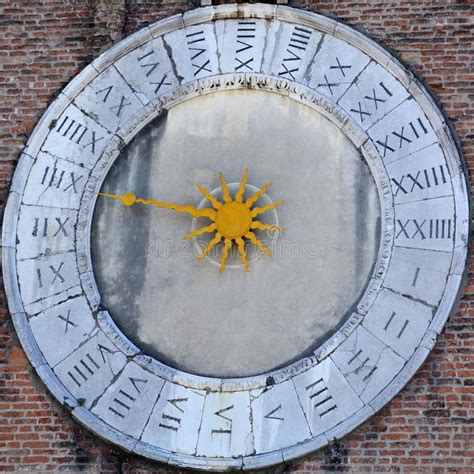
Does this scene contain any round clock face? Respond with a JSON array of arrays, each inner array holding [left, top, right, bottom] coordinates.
[[3, 4, 468, 470]]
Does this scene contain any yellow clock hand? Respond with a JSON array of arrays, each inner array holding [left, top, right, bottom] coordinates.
[[97, 192, 216, 220]]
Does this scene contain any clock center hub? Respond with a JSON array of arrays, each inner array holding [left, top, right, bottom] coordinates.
[[215, 201, 252, 239]]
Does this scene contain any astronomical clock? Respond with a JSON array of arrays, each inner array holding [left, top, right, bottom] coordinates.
[[3, 3, 468, 470]]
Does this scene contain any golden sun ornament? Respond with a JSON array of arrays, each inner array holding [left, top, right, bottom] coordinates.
[[98, 169, 283, 272]]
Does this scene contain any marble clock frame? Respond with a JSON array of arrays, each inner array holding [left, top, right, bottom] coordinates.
[[2, 4, 469, 470]]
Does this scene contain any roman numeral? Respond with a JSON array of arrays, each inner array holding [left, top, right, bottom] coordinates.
[[347, 349, 378, 382], [278, 26, 312, 79], [305, 378, 337, 417], [108, 377, 148, 418], [391, 165, 448, 196], [317, 74, 340, 95], [95, 86, 132, 118], [67, 351, 102, 387], [365, 82, 393, 109], [211, 405, 233, 437], [55, 115, 105, 154], [264, 404, 284, 421], [159, 397, 187, 431], [350, 101, 371, 122], [383, 312, 409, 339], [57, 309, 77, 333], [376, 117, 429, 157], [329, 57, 352, 77], [151, 74, 172, 94], [36, 262, 65, 287], [32, 217, 70, 237], [41, 167, 84, 194], [234, 21, 257, 71], [186, 30, 212, 77], [396, 219, 453, 239], [137, 49, 160, 77]]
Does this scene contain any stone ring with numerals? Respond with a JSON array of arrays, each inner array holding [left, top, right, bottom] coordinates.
[[2, 4, 468, 471]]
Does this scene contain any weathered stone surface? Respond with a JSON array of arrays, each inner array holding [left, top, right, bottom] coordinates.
[[2, 4, 468, 471], [141, 382, 206, 455], [29, 296, 96, 367], [73, 66, 145, 133], [368, 98, 437, 164], [385, 143, 452, 204], [394, 195, 455, 252], [16, 205, 77, 260], [53, 330, 127, 408], [251, 380, 311, 453], [215, 19, 267, 74], [306, 34, 371, 102], [17, 252, 81, 310], [261, 20, 322, 82], [362, 289, 432, 360], [383, 246, 452, 306], [196, 391, 253, 457], [41, 103, 112, 169], [338, 60, 409, 129], [21, 152, 89, 210], [331, 325, 405, 403], [114, 36, 179, 104], [92, 362, 165, 439], [292, 357, 363, 435], [163, 24, 219, 82]]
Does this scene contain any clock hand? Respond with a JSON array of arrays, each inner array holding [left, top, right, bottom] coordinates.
[[97, 192, 216, 220], [97, 169, 283, 272]]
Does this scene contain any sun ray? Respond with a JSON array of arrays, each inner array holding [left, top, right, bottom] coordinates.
[[219, 172, 232, 203], [245, 182, 272, 208], [250, 221, 283, 233], [220, 238, 232, 273], [245, 230, 272, 256], [184, 223, 216, 239], [196, 184, 222, 210], [197, 232, 222, 261], [251, 200, 284, 218], [235, 168, 248, 203], [235, 237, 249, 272]]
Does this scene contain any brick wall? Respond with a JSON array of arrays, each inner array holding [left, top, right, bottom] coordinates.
[[0, 0, 472, 472]]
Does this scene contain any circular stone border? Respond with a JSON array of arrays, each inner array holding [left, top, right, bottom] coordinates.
[[2, 4, 469, 471]]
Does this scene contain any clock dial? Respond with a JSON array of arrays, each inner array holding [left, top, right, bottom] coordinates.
[[91, 89, 380, 377], [3, 4, 468, 471]]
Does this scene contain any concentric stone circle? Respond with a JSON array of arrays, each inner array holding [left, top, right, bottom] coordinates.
[[2, 3, 468, 470]]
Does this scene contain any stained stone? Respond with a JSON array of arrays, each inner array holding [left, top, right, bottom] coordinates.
[[362, 289, 433, 360], [368, 98, 437, 164], [41, 104, 112, 169], [21, 152, 89, 210], [114, 36, 179, 103], [306, 34, 371, 102], [53, 330, 127, 408], [73, 66, 145, 133], [16, 205, 77, 260], [251, 380, 311, 453], [28, 296, 96, 366], [141, 382, 206, 455], [92, 362, 165, 439], [196, 391, 253, 457], [331, 325, 405, 403], [383, 246, 452, 306], [338, 60, 409, 129], [292, 357, 363, 435]]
